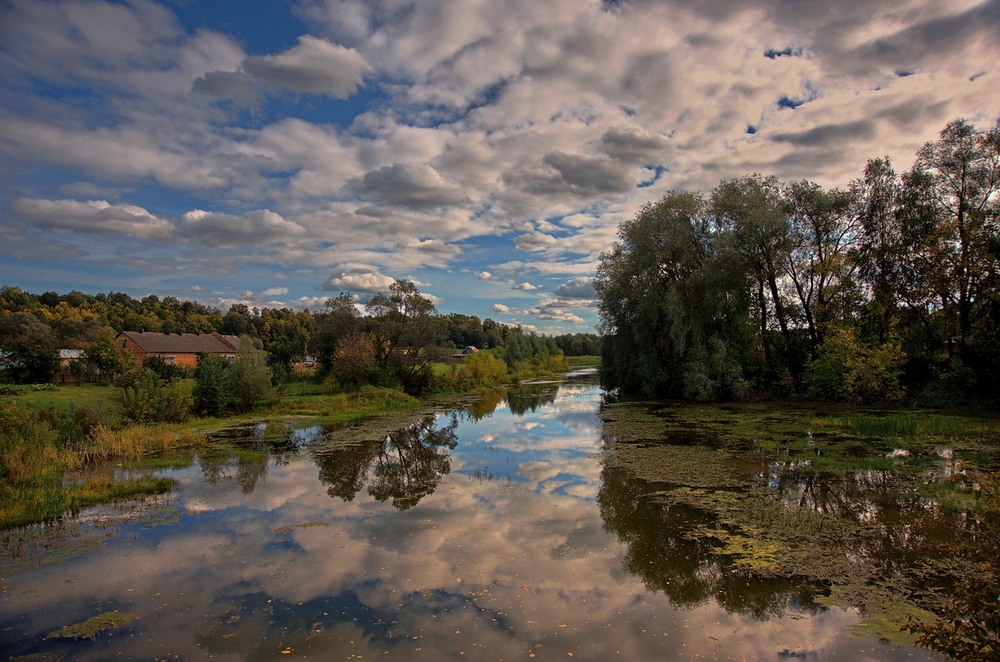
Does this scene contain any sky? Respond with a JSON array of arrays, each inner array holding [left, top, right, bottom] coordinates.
[[0, 0, 998, 334]]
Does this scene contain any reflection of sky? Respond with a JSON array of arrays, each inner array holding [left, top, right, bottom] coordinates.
[[0, 377, 935, 660]]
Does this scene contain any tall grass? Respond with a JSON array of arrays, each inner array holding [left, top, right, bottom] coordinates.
[[810, 413, 998, 439], [0, 400, 201, 529]]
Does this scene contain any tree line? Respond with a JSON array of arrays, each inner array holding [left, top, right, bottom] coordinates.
[[597, 118, 999, 405], [0, 281, 600, 388]]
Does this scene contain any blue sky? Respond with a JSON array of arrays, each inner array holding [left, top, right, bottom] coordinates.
[[1, 0, 997, 333]]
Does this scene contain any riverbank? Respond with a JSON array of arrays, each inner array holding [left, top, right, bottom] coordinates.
[[1, 360, 601, 530]]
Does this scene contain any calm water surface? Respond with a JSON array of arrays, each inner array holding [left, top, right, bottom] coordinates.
[[1, 370, 941, 660]]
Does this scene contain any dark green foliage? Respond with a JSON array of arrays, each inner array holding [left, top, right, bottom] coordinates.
[[365, 280, 451, 395], [597, 191, 754, 400], [597, 118, 1000, 403], [0, 311, 59, 383], [226, 339, 279, 413], [143, 355, 185, 381], [80, 326, 133, 383], [120, 368, 191, 423], [193, 352, 230, 416]]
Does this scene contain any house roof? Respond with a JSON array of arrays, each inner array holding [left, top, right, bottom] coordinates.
[[118, 331, 241, 354]]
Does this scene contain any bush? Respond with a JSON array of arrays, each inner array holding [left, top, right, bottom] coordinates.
[[227, 345, 278, 413], [805, 328, 905, 403], [143, 355, 185, 382], [120, 369, 191, 423]]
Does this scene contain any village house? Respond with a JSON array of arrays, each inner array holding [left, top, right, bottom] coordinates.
[[117, 331, 241, 368]]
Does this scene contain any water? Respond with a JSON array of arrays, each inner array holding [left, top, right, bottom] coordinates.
[[0, 370, 945, 660]]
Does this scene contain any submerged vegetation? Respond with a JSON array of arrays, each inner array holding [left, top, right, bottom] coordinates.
[[600, 397, 1000, 659]]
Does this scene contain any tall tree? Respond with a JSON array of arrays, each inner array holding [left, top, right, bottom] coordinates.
[[783, 180, 859, 357], [365, 280, 448, 394], [910, 119, 1000, 364], [711, 174, 797, 380], [597, 191, 752, 400]]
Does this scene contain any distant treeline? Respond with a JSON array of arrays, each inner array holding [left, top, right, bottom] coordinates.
[[597, 118, 999, 406], [0, 283, 601, 387]]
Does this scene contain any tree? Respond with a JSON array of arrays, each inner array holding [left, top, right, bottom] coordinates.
[[783, 180, 859, 357], [711, 175, 799, 380], [910, 119, 1000, 368], [193, 353, 230, 416], [81, 327, 133, 383], [365, 280, 449, 394], [226, 337, 278, 413], [0, 312, 59, 383], [312, 294, 362, 374], [596, 191, 753, 400]]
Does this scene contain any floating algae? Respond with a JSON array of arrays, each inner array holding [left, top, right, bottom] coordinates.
[[45, 611, 138, 640]]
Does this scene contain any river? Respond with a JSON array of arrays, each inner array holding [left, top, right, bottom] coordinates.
[[0, 369, 952, 660]]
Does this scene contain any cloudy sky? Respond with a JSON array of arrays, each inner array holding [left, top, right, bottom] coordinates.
[[1, 0, 997, 332]]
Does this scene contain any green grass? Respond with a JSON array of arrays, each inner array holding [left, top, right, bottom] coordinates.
[[7, 382, 121, 416], [0, 476, 176, 530], [566, 355, 600, 367]]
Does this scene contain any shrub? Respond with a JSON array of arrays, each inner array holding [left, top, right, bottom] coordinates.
[[226, 345, 279, 413], [805, 328, 905, 403], [120, 368, 191, 423], [143, 355, 185, 382]]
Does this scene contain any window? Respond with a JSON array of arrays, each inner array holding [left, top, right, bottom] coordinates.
[[165, 356, 176, 362]]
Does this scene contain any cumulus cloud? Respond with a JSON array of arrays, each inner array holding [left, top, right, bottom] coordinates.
[[527, 299, 586, 324], [492, 303, 511, 314], [554, 277, 596, 299], [6, 197, 174, 240], [180, 209, 306, 248], [241, 35, 370, 97], [514, 232, 558, 252], [319, 263, 396, 293], [597, 126, 670, 163], [349, 163, 470, 209], [191, 70, 258, 101]]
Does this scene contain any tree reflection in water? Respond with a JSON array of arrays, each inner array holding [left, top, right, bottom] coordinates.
[[597, 464, 824, 621], [312, 416, 459, 510]]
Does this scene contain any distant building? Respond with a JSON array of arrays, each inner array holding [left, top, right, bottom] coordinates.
[[451, 346, 480, 361], [117, 331, 241, 368]]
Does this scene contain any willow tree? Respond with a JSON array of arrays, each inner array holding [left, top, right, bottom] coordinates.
[[596, 191, 753, 400]]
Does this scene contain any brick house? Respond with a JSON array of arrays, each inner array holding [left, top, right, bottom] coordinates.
[[117, 331, 241, 368]]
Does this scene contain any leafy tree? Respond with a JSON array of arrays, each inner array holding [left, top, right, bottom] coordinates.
[[81, 327, 133, 383], [804, 327, 905, 403], [783, 181, 859, 357], [142, 355, 185, 382], [312, 294, 362, 373], [0, 312, 59, 383], [597, 191, 753, 400], [325, 331, 376, 390], [712, 174, 797, 381], [226, 338, 279, 413], [366, 280, 449, 394], [910, 119, 1000, 370], [120, 368, 191, 423], [193, 353, 230, 416]]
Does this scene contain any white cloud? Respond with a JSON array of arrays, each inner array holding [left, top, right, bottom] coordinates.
[[6, 197, 174, 240], [180, 209, 306, 248], [241, 35, 371, 98], [319, 263, 396, 293]]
